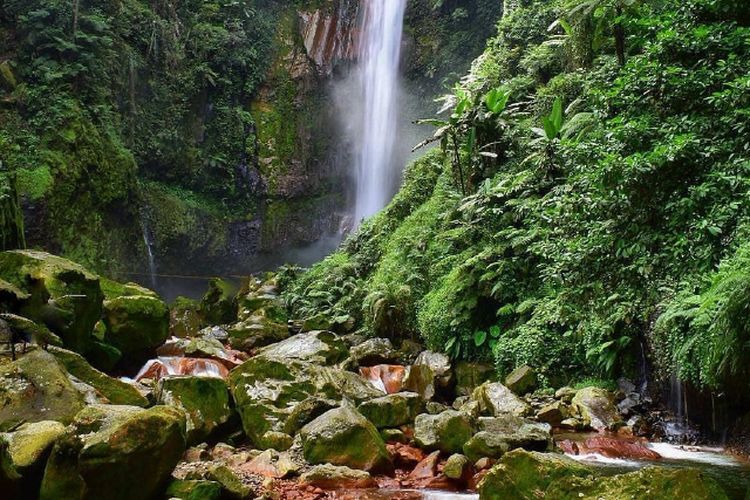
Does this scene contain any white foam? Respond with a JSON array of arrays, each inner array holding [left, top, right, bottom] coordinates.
[[646, 443, 743, 467]]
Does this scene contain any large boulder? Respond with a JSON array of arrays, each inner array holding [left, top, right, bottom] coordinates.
[[39, 404, 186, 500], [0, 350, 86, 430], [414, 410, 475, 454], [156, 376, 233, 444], [166, 479, 222, 500], [49, 347, 147, 407], [0, 250, 104, 353], [228, 355, 381, 448], [463, 415, 552, 461], [226, 315, 290, 352], [472, 382, 531, 417], [504, 365, 537, 395], [3, 421, 66, 475], [0, 436, 21, 498], [413, 350, 453, 390], [199, 278, 237, 325], [299, 464, 377, 489], [169, 297, 203, 338], [346, 338, 400, 368], [299, 405, 392, 472], [257, 330, 347, 365], [102, 294, 169, 362], [572, 387, 622, 431], [357, 392, 422, 428]]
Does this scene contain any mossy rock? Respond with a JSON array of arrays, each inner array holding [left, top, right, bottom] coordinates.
[[103, 294, 169, 360], [99, 278, 158, 300], [49, 347, 147, 407], [83, 340, 122, 372], [4, 420, 66, 472], [39, 404, 186, 500], [206, 464, 252, 499], [357, 392, 422, 428], [478, 450, 591, 499], [504, 365, 537, 395], [472, 382, 531, 417], [0, 350, 86, 430], [0, 250, 104, 354], [257, 330, 347, 365], [0, 436, 21, 499], [227, 315, 289, 352], [414, 410, 476, 454], [299, 405, 392, 473], [455, 361, 497, 397], [166, 479, 223, 500], [0, 278, 30, 311], [464, 416, 552, 462], [170, 296, 203, 338], [199, 279, 238, 325], [156, 376, 232, 445], [572, 387, 622, 431]]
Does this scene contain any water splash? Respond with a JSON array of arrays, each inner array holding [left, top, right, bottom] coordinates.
[[353, 0, 407, 224], [140, 211, 158, 290]]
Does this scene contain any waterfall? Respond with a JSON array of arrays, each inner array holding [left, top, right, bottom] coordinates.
[[140, 212, 158, 290], [353, 0, 407, 224]]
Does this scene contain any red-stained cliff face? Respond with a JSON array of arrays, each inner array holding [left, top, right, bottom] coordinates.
[[299, 0, 360, 76]]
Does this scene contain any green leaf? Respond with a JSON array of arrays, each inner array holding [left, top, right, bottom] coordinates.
[[490, 325, 501, 338], [474, 330, 487, 346]]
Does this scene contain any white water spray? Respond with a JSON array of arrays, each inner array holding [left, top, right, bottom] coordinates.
[[140, 212, 158, 290], [353, 0, 407, 224]]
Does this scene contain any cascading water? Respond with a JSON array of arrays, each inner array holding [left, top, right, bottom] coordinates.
[[140, 211, 158, 290], [352, 0, 407, 224]]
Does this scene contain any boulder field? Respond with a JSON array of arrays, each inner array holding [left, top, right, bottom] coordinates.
[[0, 251, 737, 499]]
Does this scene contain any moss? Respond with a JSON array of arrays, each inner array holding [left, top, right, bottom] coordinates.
[[166, 479, 223, 500], [6, 420, 66, 471], [15, 166, 53, 201], [49, 347, 148, 407], [102, 295, 169, 358]]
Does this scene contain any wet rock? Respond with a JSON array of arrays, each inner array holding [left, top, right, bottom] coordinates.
[[240, 449, 300, 479], [157, 336, 247, 369], [472, 382, 531, 417], [229, 355, 381, 447], [444, 453, 471, 480], [3, 420, 65, 481], [414, 350, 452, 388], [300, 313, 334, 332], [464, 415, 552, 462], [559, 417, 586, 431], [199, 278, 237, 325], [103, 294, 169, 362], [478, 449, 591, 499], [0, 350, 86, 429], [257, 330, 347, 365], [0, 250, 104, 354], [388, 442, 425, 467], [455, 362, 496, 397], [299, 405, 392, 472], [299, 464, 377, 489], [617, 392, 641, 416], [572, 387, 623, 431], [504, 365, 537, 395], [380, 428, 407, 444], [169, 297, 203, 338], [357, 392, 422, 428], [558, 436, 661, 460], [156, 376, 233, 444], [536, 401, 568, 426], [359, 364, 406, 394], [226, 315, 289, 352], [39, 404, 186, 500], [49, 346, 148, 407], [135, 357, 229, 382], [206, 464, 251, 499], [166, 479, 222, 500], [403, 364, 436, 400], [347, 338, 400, 368], [199, 326, 230, 343], [283, 397, 337, 435], [259, 431, 293, 451], [414, 410, 475, 454], [554, 386, 576, 403], [408, 449, 440, 481]]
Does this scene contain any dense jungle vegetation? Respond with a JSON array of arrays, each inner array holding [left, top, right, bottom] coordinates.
[[283, 0, 750, 399]]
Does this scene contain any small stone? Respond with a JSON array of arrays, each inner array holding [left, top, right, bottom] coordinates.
[[299, 464, 376, 489], [414, 411, 475, 454], [380, 428, 407, 443], [504, 365, 537, 395], [555, 386, 576, 403], [443, 453, 470, 479], [425, 401, 450, 414]]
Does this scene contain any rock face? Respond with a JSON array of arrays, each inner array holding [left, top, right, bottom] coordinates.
[[39, 404, 186, 500], [478, 450, 591, 499], [156, 376, 233, 444], [199, 279, 238, 325], [102, 294, 169, 362], [414, 410, 475, 454], [572, 387, 622, 431], [0, 250, 104, 353], [357, 392, 422, 428], [464, 416, 552, 461], [360, 364, 406, 394], [472, 382, 531, 417], [299, 405, 392, 472], [0, 350, 86, 429]]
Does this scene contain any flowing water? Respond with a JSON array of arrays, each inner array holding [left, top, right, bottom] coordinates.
[[353, 0, 407, 224], [140, 211, 158, 289]]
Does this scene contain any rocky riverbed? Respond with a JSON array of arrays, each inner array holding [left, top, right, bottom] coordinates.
[[0, 250, 748, 499]]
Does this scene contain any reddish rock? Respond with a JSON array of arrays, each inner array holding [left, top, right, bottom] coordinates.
[[408, 450, 440, 482], [156, 337, 247, 368], [359, 365, 406, 394], [135, 357, 229, 381], [387, 443, 425, 468], [559, 436, 662, 461]]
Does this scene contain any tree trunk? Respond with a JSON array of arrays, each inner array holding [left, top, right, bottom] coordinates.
[[614, 6, 626, 66]]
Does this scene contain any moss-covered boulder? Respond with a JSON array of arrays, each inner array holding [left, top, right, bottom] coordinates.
[[156, 376, 232, 444], [299, 405, 392, 472], [199, 278, 238, 325], [206, 464, 252, 499], [414, 410, 476, 454], [444, 453, 471, 480], [228, 355, 381, 448], [463, 416, 552, 462], [257, 330, 347, 365], [504, 365, 537, 396], [102, 294, 169, 362], [345, 338, 400, 368], [357, 392, 422, 428], [472, 382, 531, 417], [166, 479, 222, 500], [0, 250, 104, 353], [169, 296, 203, 338], [0, 350, 86, 430], [39, 404, 186, 500], [478, 450, 591, 499], [4, 420, 66, 473], [299, 463, 377, 489], [0, 436, 21, 498], [227, 315, 289, 352], [49, 347, 147, 407], [572, 387, 622, 431]]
